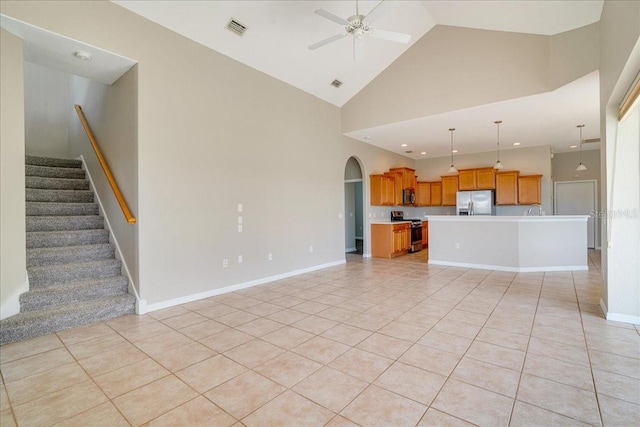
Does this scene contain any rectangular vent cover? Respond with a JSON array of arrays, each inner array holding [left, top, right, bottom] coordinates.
[[226, 19, 247, 36], [331, 79, 343, 88]]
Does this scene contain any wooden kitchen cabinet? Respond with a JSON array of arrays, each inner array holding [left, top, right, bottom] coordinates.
[[430, 182, 442, 206], [370, 174, 394, 206], [518, 175, 542, 205], [386, 170, 404, 205], [458, 168, 496, 190], [441, 175, 459, 206], [390, 167, 417, 190], [416, 182, 431, 206], [421, 221, 428, 247], [495, 171, 519, 205], [371, 223, 411, 258]]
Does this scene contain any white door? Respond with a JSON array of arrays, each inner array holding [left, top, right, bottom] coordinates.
[[554, 180, 597, 248]]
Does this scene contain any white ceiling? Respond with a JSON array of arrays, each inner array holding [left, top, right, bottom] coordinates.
[[112, 0, 604, 158]]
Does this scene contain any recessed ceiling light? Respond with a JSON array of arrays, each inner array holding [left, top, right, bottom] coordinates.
[[570, 145, 578, 148], [74, 51, 92, 61], [513, 142, 521, 146], [420, 151, 427, 155], [401, 144, 408, 147], [363, 136, 371, 140], [452, 149, 458, 153]]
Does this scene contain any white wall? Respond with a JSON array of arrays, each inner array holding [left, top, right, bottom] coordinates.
[[0, 29, 27, 318], [598, 0, 640, 323], [24, 61, 70, 157]]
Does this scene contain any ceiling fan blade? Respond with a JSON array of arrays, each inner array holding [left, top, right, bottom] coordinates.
[[354, 35, 364, 61], [364, 0, 387, 24], [369, 28, 411, 44], [308, 33, 347, 50], [314, 9, 349, 26]]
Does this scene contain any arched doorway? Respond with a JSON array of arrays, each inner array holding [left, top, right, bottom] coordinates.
[[344, 157, 364, 255]]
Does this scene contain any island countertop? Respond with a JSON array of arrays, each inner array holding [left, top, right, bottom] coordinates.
[[427, 215, 588, 272]]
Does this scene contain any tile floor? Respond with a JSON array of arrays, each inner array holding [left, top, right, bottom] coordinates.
[[1, 250, 639, 426]]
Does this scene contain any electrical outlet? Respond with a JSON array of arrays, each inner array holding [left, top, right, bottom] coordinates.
[[238, 224, 243, 233], [455, 243, 460, 249], [223, 259, 229, 268], [309, 246, 313, 253], [268, 253, 273, 261], [238, 216, 243, 224], [237, 203, 243, 212], [238, 255, 243, 263]]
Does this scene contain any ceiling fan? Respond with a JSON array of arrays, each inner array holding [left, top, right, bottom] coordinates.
[[309, 0, 412, 61]]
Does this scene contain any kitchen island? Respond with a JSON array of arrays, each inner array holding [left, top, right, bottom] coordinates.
[[427, 215, 589, 272]]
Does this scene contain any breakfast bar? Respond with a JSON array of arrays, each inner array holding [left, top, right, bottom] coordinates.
[[427, 215, 589, 272]]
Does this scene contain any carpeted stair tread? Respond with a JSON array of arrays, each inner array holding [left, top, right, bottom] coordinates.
[[27, 202, 99, 217], [26, 215, 104, 232], [28, 259, 122, 287], [0, 294, 136, 345], [25, 155, 82, 169], [19, 276, 129, 312], [26, 164, 86, 179], [26, 176, 90, 190], [27, 188, 94, 203], [27, 229, 110, 248], [27, 243, 115, 267]]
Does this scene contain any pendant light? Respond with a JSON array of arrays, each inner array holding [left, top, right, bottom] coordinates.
[[493, 120, 504, 170], [448, 128, 458, 173], [576, 124, 587, 171]]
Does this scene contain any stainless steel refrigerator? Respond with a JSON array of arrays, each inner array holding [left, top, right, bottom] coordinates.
[[456, 190, 496, 215]]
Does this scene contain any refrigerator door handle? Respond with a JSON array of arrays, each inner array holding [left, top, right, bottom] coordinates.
[[469, 201, 474, 215]]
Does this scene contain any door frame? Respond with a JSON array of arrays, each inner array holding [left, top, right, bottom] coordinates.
[[554, 179, 598, 249]]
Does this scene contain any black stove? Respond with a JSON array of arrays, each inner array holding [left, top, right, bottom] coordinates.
[[390, 211, 423, 253]]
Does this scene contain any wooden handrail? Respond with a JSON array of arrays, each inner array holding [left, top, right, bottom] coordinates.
[[74, 104, 136, 225]]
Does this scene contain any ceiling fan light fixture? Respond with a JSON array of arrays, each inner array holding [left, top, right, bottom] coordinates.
[[576, 124, 587, 171]]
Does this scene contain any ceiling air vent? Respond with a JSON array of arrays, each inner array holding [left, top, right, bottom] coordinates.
[[331, 79, 343, 88], [226, 18, 247, 36]]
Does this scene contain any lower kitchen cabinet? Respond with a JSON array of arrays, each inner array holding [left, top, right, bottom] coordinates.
[[421, 221, 428, 247], [371, 223, 411, 258]]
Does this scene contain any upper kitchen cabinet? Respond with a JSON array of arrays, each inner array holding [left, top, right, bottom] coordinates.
[[458, 167, 496, 190], [389, 167, 417, 190], [441, 175, 459, 206], [495, 171, 519, 205], [417, 181, 442, 206], [370, 174, 394, 206], [518, 175, 542, 205]]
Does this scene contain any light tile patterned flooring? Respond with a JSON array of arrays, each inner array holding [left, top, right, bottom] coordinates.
[[1, 250, 639, 426]]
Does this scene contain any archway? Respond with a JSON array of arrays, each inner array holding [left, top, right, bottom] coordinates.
[[344, 157, 364, 255]]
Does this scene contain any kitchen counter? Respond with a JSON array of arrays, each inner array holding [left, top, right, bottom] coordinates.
[[427, 215, 589, 272]]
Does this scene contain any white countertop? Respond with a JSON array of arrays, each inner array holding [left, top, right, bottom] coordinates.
[[425, 215, 588, 222], [369, 220, 429, 225]]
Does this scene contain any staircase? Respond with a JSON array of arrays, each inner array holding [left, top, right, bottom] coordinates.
[[0, 156, 136, 345]]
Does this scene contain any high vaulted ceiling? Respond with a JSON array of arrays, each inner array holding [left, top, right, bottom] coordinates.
[[112, 0, 604, 159]]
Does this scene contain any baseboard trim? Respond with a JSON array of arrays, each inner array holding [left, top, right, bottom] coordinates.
[[0, 272, 29, 320], [428, 259, 588, 273], [345, 247, 356, 252], [78, 155, 142, 313], [142, 260, 346, 314]]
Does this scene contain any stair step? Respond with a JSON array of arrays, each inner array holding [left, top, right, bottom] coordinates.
[[26, 176, 90, 190], [28, 259, 122, 288], [26, 189, 94, 203], [19, 276, 129, 312], [26, 164, 86, 179], [27, 229, 110, 249], [26, 202, 99, 217], [26, 215, 104, 232], [0, 294, 136, 345], [27, 244, 115, 267], [25, 155, 82, 169]]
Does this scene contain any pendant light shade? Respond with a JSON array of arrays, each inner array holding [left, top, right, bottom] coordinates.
[[576, 124, 587, 171], [493, 120, 504, 170], [448, 128, 458, 173]]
